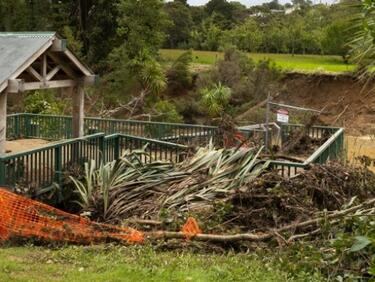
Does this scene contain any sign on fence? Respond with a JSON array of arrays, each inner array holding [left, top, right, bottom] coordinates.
[[276, 109, 289, 123]]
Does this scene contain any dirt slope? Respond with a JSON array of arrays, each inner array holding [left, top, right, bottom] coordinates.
[[276, 73, 375, 135]]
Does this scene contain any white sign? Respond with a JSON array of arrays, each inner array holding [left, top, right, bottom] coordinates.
[[276, 109, 289, 123]]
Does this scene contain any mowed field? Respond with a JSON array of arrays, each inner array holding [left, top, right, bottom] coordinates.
[[160, 49, 356, 73], [0, 245, 323, 282]]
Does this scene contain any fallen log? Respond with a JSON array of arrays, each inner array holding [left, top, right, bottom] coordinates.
[[146, 198, 375, 242]]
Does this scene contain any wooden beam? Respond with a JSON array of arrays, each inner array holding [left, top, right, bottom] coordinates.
[[72, 86, 85, 137], [7, 79, 25, 93], [26, 66, 43, 82], [50, 38, 67, 52], [42, 54, 47, 79], [7, 39, 54, 85], [46, 66, 61, 81], [63, 50, 92, 76], [0, 91, 7, 156], [81, 75, 99, 86], [47, 52, 77, 79], [0, 39, 54, 93], [23, 80, 76, 91]]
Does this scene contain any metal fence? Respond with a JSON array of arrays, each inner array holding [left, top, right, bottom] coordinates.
[[269, 127, 345, 177], [104, 134, 188, 164], [6, 113, 219, 145], [3, 113, 345, 185], [0, 132, 188, 189]]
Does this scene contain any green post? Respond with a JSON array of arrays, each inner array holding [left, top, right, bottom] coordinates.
[[15, 115, 20, 139], [0, 159, 5, 185], [25, 115, 30, 138], [54, 146, 62, 185], [114, 136, 120, 161], [339, 131, 344, 160], [99, 134, 105, 162]]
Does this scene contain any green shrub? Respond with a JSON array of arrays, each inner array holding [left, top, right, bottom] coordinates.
[[152, 100, 183, 123], [24, 90, 65, 114], [196, 47, 282, 109], [166, 50, 193, 94]]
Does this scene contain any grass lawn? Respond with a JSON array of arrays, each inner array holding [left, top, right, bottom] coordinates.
[[160, 49, 356, 74], [0, 244, 323, 282]]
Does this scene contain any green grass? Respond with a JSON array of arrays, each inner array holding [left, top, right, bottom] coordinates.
[[160, 49, 356, 74], [0, 245, 323, 282]]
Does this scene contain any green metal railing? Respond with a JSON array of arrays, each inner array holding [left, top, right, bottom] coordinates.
[[0, 133, 104, 188], [270, 127, 345, 177], [104, 134, 188, 164], [7, 113, 219, 145], [6, 113, 73, 140], [85, 116, 219, 145], [3, 113, 345, 184], [280, 124, 337, 144], [0, 132, 189, 189]]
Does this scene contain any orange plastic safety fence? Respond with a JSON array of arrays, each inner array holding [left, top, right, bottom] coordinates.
[[182, 217, 202, 239], [223, 131, 250, 148], [0, 188, 144, 244]]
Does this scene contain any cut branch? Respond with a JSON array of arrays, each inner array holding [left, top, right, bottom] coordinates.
[[145, 198, 375, 242]]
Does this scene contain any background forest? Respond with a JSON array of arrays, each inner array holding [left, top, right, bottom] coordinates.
[[0, 0, 365, 125]]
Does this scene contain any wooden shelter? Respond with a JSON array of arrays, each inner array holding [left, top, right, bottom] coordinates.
[[0, 32, 96, 156]]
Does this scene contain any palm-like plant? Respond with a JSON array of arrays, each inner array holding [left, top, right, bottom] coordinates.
[[349, 0, 375, 78], [200, 82, 232, 117], [70, 144, 269, 221]]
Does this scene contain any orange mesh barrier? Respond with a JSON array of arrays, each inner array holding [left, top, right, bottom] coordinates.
[[182, 217, 202, 239], [223, 131, 250, 148], [0, 188, 144, 244]]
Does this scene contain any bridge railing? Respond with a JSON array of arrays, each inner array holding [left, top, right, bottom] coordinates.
[[0, 132, 189, 189], [4, 113, 345, 182], [7, 113, 219, 145], [269, 127, 345, 177], [104, 134, 188, 164]]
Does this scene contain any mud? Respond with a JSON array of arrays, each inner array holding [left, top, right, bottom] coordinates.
[[277, 73, 375, 136]]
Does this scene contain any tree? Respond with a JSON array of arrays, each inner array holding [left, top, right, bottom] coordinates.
[[348, 0, 375, 73], [205, 0, 233, 29], [228, 2, 249, 25], [191, 17, 223, 51], [286, 16, 305, 55], [261, 19, 288, 53], [322, 20, 351, 61], [117, 0, 169, 58], [263, 0, 283, 11], [221, 18, 263, 52], [83, 0, 120, 71], [0, 0, 28, 31], [0, 0, 53, 31], [104, 0, 169, 100], [166, 50, 193, 94], [164, 1, 193, 48]]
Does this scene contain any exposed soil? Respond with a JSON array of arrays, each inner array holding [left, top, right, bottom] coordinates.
[[276, 73, 375, 136], [5, 139, 50, 154], [346, 135, 375, 172]]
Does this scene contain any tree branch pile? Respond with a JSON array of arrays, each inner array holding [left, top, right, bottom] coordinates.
[[70, 145, 375, 245]]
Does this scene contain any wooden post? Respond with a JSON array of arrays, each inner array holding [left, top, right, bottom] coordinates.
[[0, 91, 7, 156], [72, 85, 84, 138]]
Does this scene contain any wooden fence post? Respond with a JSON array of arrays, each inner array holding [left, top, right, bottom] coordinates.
[[0, 91, 8, 156]]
